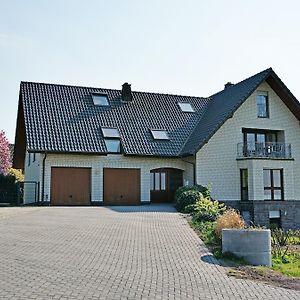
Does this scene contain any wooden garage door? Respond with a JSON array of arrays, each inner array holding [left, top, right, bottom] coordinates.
[[104, 168, 140, 205], [51, 167, 91, 206]]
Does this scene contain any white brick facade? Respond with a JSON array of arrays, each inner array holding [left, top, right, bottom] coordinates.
[[24, 153, 194, 204], [196, 81, 300, 202]]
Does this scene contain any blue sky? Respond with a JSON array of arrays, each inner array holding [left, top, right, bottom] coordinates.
[[1, 0, 300, 142]]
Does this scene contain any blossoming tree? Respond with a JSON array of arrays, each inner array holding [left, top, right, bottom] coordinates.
[[0, 130, 11, 175]]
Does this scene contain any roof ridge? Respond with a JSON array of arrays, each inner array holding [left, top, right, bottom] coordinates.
[[20, 81, 209, 100], [209, 67, 273, 98]]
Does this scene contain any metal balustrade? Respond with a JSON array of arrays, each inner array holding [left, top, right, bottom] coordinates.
[[237, 142, 292, 159]]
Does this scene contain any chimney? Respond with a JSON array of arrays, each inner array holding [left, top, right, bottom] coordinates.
[[121, 82, 133, 102], [224, 82, 234, 89]]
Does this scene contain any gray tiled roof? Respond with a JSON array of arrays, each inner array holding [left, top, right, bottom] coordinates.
[[181, 68, 274, 155], [21, 82, 210, 156], [20, 68, 299, 157]]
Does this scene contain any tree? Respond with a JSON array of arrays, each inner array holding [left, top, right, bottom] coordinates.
[[0, 130, 11, 175], [8, 168, 24, 182]]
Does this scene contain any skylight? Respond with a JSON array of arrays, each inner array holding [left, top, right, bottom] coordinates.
[[104, 139, 121, 153], [92, 93, 109, 106], [178, 102, 195, 112], [150, 129, 169, 140], [101, 127, 120, 138]]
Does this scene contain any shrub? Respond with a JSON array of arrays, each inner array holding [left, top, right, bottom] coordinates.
[[193, 196, 226, 222], [175, 190, 202, 212], [8, 168, 24, 182], [193, 220, 218, 245], [271, 229, 292, 259], [174, 184, 210, 212], [175, 184, 210, 201], [215, 209, 245, 239], [0, 174, 18, 204]]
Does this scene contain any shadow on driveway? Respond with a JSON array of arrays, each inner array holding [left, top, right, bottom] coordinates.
[[106, 203, 177, 213]]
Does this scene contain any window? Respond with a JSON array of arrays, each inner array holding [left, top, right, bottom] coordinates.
[[101, 127, 121, 153], [33, 152, 36, 162], [104, 139, 121, 153], [92, 93, 109, 106], [263, 169, 283, 200], [101, 127, 120, 138], [240, 169, 248, 201], [150, 129, 169, 140], [269, 210, 281, 229], [178, 102, 195, 112], [242, 129, 278, 157], [28, 153, 31, 166], [150, 171, 167, 191], [256, 91, 269, 118]]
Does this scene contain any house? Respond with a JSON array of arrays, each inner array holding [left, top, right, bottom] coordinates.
[[13, 68, 300, 229]]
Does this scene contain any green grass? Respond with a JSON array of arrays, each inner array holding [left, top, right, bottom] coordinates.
[[272, 253, 300, 277]]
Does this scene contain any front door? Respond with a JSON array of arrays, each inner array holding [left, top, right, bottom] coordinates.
[[150, 168, 183, 203]]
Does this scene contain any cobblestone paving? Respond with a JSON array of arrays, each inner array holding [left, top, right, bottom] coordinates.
[[0, 205, 299, 300]]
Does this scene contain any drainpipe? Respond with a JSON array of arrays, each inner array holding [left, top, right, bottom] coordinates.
[[181, 157, 196, 186], [41, 152, 47, 204]]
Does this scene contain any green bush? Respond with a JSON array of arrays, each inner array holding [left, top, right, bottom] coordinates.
[[174, 184, 210, 212], [193, 220, 218, 245], [175, 190, 202, 212], [193, 196, 226, 222]]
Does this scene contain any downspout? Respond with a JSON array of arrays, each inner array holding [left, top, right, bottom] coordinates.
[[181, 156, 196, 186], [41, 152, 47, 204]]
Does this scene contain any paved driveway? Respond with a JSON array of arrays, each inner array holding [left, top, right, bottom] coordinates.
[[0, 205, 299, 300]]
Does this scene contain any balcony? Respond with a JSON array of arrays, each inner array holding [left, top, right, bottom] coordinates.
[[237, 142, 292, 159]]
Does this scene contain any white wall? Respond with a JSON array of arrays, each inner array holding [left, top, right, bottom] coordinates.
[[41, 154, 194, 203], [24, 151, 40, 204], [196, 81, 300, 201]]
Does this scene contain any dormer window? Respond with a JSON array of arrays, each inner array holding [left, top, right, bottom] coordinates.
[[256, 91, 269, 118], [101, 127, 121, 153], [178, 102, 195, 112], [150, 129, 169, 140], [92, 93, 109, 106]]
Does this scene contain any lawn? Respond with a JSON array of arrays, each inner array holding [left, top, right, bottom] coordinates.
[[272, 253, 300, 277]]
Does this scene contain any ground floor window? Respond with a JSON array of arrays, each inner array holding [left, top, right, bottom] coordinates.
[[150, 171, 166, 191], [269, 210, 281, 229], [263, 169, 283, 200], [240, 169, 248, 201]]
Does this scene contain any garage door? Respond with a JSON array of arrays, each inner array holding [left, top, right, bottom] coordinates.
[[51, 167, 91, 205], [104, 168, 140, 205]]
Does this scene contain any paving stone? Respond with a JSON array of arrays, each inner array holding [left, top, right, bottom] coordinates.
[[0, 205, 299, 299]]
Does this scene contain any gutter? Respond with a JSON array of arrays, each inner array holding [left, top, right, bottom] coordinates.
[[41, 152, 47, 204]]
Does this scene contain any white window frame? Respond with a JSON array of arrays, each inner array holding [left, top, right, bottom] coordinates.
[[178, 102, 195, 113], [92, 93, 109, 106], [150, 129, 170, 140]]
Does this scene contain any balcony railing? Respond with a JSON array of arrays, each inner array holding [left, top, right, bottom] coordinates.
[[237, 142, 292, 159]]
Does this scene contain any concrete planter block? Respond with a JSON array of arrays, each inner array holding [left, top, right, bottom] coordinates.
[[222, 229, 271, 266]]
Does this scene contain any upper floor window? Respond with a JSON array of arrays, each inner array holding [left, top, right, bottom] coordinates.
[[101, 127, 121, 153], [101, 127, 120, 138], [104, 139, 121, 153], [256, 91, 269, 118], [92, 93, 109, 106], [150, 129, 169, 140], [263, 169, 283, 200], [178, 102, 195, 113]]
